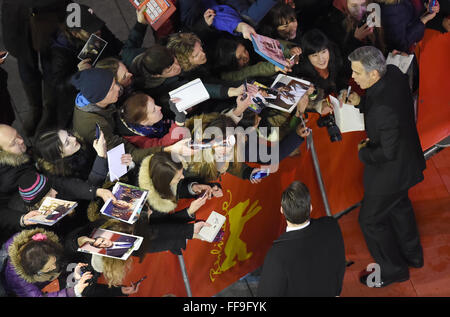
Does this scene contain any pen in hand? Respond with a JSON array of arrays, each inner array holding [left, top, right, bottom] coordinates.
[[345, 86, 351, 103]]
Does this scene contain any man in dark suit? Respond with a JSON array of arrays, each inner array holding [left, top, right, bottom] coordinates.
[[347, 46, 426, 288], [257, 181, 346, 297]]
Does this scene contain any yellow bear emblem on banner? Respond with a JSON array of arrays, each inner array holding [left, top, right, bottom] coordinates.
[[209, 190, 262, 282]]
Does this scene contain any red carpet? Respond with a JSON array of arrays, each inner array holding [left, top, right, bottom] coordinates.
[[340, 147, 450, 297]]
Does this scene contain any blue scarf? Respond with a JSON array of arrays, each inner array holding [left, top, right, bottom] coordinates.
[[127, 120, 170, 138]]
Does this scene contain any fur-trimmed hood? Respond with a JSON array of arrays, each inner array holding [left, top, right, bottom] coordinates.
[[7, 228, 61, 284], [138, 155, 178, 213], [0, 150, 30, 167]]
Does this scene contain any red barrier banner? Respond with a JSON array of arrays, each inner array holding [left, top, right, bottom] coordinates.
[[113, 31, 449, 297]]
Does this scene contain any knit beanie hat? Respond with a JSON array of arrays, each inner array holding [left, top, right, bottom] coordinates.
[[70, 68, 114, 103], [18, 172, 53, 206], [66, 4, 105, 34]]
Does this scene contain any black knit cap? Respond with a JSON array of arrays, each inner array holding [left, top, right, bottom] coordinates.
[[66, 4, 105, 34], [70, 68, 115, 103]]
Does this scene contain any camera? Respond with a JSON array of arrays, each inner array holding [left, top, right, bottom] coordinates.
[[317, 114, 342, 142], [79, 264, 100, 286]]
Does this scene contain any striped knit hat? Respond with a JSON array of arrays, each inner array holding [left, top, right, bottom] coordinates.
[[18, 172, 52, 206]]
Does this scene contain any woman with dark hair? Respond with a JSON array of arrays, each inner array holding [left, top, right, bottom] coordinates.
[[34, 129, 115, 186], [134, 152, 222, 223], [317, 0, 387, 58], [258, 2, 301, 42], [2, 228, 91, 297], [211, 35, 297, 84], [293, 29, 354, 114]]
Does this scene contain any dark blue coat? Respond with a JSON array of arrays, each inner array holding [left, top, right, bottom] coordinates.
[[380, 1, 426, 52]]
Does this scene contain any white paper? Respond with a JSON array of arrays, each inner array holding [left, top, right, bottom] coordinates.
[[329, 95, 365, 133], [199, 211, 226, 243], [107, 143, 127, 181], [168, 78, 210, 112], [386, 52, 414, 74]]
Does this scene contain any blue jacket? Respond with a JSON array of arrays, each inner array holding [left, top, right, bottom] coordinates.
[[179, 0, 242, 35], [221, 0, 278, 25]]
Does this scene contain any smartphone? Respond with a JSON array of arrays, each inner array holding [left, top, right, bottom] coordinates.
[[95, 123, 101, 140], [429, 0, 436, 11], [358, 12, 369, 28], [0, 51, 8, 59], [251, 169, 270, 180]]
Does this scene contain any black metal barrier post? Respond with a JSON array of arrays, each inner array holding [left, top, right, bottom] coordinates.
[[307, 132, 332, 217], [177, 253, 193, 297]]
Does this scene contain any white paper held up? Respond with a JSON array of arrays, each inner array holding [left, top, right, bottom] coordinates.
[[169, 78, 210, 113], [107, 143, 127, 181], [329, 95, 365, 133], [386, 52, 414, 74], [198, 211, 226, 243]]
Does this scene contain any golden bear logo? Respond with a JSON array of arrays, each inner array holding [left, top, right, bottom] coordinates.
[[209, 190, 262, 282]]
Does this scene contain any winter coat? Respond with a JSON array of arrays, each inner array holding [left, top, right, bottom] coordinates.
[[379, 0, 426, 53], [218, 0, 278, 26], [49, 26, 124, 128], [116, 115, 186, 149], [2, 228, 75, 297], [0, 149, 100, 243], [358, 65, 426, 195], [1, 0, 68, 65], [35, 144, 108, 187], [72, 94, 163, 163], [137, 155, 196, 221], [317, 6, 387, 58]]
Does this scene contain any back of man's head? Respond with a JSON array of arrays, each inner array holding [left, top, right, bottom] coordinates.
[[281, 181, 311, 224]]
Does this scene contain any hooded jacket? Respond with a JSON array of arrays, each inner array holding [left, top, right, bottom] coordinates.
[[3, 228, 75, 297]]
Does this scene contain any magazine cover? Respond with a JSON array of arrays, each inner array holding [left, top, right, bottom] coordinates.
[[129, 0, 176, 30], [77, 228, 143, 261], [267, 75, 311, 113], [29, 197, 78, 226], [77, 33, 108, 65], [100, 183, 148, 224], [251, 34, 287, 70]]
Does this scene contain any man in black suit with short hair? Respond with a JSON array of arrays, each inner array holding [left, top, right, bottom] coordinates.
[[257, 181, 346, 297], [347, 46, 426, 288]]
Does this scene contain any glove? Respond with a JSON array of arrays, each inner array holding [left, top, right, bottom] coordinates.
[[169, 100, 186, 124]]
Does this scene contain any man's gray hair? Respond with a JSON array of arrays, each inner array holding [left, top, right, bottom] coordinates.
[[348, 46, 387, 77]]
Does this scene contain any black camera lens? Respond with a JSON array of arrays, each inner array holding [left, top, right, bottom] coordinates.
[[317, 114, 342, 142]]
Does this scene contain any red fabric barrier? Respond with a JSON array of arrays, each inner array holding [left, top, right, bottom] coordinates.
[[415, 30, 450, 150], [110, 31, 449, 297]]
